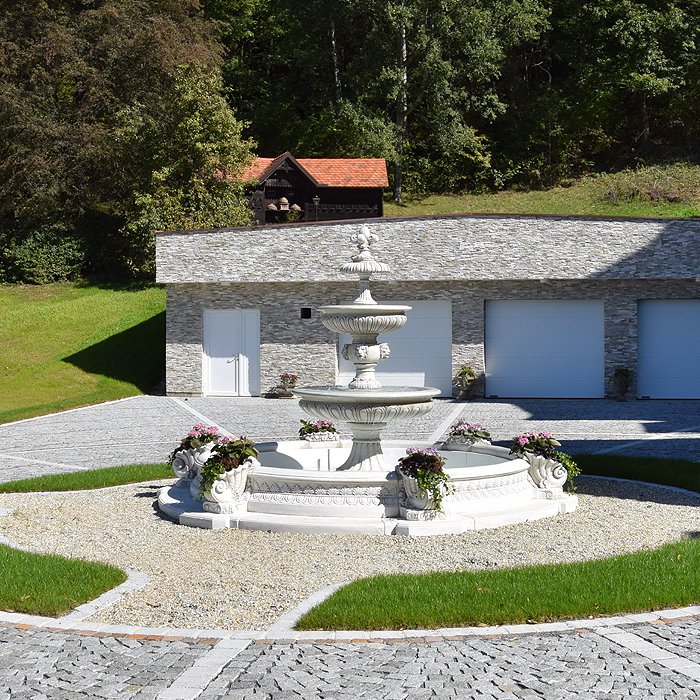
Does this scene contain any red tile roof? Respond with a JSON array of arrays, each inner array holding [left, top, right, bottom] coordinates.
[[242, 154, 388, 188]]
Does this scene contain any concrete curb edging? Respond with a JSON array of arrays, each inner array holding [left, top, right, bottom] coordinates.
[[0, 507, 149, 621], [263, 582, 347, 638]]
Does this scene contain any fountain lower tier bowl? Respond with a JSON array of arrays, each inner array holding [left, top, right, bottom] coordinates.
[[293, 386, 442, 471], [294, 385, 440, 413], [158, 442, 577, 536]]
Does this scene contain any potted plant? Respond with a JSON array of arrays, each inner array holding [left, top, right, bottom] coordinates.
[[276, 372, 299, 398], [199, 436, 260, 513], [455, 365, 476, 398], [396, 447, 455, 513], [299, 419, 339, 442], [170, 423, 220, 489], [445, 419, 491, 446], [612, 367, 633, 401], [510, 431, 580, 492]]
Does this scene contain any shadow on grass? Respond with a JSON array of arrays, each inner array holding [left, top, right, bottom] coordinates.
[[63, 312, 165, 392]]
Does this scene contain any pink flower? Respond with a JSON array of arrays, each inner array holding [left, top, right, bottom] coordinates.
[[518, 436, 528, 446]]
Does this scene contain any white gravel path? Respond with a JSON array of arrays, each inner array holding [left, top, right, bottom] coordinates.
[[0, 477, 698, 631]]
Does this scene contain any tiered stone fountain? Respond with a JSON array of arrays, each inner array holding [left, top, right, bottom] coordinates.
[[159, 226, 577, 535], [295, 226, 440, 472]]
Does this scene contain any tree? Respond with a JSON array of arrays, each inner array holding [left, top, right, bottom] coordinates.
[[119, 64, 254, 276], [0, 0, 251, 282]]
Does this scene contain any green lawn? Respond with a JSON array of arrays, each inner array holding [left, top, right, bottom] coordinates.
[[0, 463, 172, 493], [296, 541, 700, 630], [0, 544, 127, 616], [0, 282, 165, 424], [296, 455, 700, 631], [385, 165, 700, 219]]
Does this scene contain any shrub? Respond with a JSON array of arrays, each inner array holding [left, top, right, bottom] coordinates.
[[0, 228, 86, 283]]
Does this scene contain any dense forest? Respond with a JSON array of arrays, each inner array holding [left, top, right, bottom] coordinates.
[[1, 0, 698, 282]]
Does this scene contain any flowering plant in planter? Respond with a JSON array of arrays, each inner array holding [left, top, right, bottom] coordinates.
[[169, 423, 220, 462], [455, 364, 476, 395], [396, 447, 455, 512], [510, 431, 560, 459], [199, 436, 260, 496], [510, 431, 580, 492], [446, 420, 491, 443], [279, 372, 299, 390], [298, 419, 338, 439]]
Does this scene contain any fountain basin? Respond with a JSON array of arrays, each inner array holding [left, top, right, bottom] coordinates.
[[294, 386, 441, 471], [158, 441, 577, 535]]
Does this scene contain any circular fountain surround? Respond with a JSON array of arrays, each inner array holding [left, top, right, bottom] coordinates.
[[158, 225, 577, 535]]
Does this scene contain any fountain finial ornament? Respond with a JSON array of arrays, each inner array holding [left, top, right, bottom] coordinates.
[[340, 225, 390, 305]]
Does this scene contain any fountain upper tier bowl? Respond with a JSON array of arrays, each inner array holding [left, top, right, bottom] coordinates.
[[318, 304, 411, 338]]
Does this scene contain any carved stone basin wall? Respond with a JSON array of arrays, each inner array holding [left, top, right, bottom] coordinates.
[[158, 441, 577, 535]]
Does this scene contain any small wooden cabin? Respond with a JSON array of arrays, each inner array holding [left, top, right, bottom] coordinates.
[[242, 152, 388, 224]]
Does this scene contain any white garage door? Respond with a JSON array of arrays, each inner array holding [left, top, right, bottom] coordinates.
[[638, 300, 700, 398], [337, 300, 452, 394], [485, 300, 605, 398]]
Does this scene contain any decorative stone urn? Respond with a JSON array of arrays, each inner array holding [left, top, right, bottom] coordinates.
[[302, 431, 339, 442], [525, 453, 568, 497], [395, 467, 443, 521], [202, 457, 260, 515], [171, 443, 217, 498]]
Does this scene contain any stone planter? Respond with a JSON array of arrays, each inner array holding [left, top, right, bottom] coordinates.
[[444, 435, 490, 449], [202, 457, 260, 514], [275, 386, 297, 398], [525, 453, 567, 495], [396, 467, 443, 520], [171, 443, 216, 499], [302, 431, 339, 442]]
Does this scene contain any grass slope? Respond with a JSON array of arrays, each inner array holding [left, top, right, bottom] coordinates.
[[385, 165, 700, 219], [0, 463, 172, 493], [0, 282, 165, 423], [0, 544, 126, 616]]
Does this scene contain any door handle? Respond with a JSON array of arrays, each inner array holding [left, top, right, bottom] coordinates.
[[226, 354, 240, 364]]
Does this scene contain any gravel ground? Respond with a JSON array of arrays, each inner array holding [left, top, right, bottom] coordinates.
[[0, 477, 698, 631]]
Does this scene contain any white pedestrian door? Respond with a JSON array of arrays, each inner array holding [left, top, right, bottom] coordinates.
[[203, 310, 260, 396]]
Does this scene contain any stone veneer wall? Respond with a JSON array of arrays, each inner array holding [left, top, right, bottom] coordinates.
[[165, 277, 700, 398], [157, 214, 700, 284], [158, 214, 700, 397]]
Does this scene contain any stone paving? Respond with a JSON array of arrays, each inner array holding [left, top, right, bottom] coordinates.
[[199, 625, 700, 700], [3, 395, 700, 481], [0, 625, 215, 700], [1, 397, 700, 698]]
